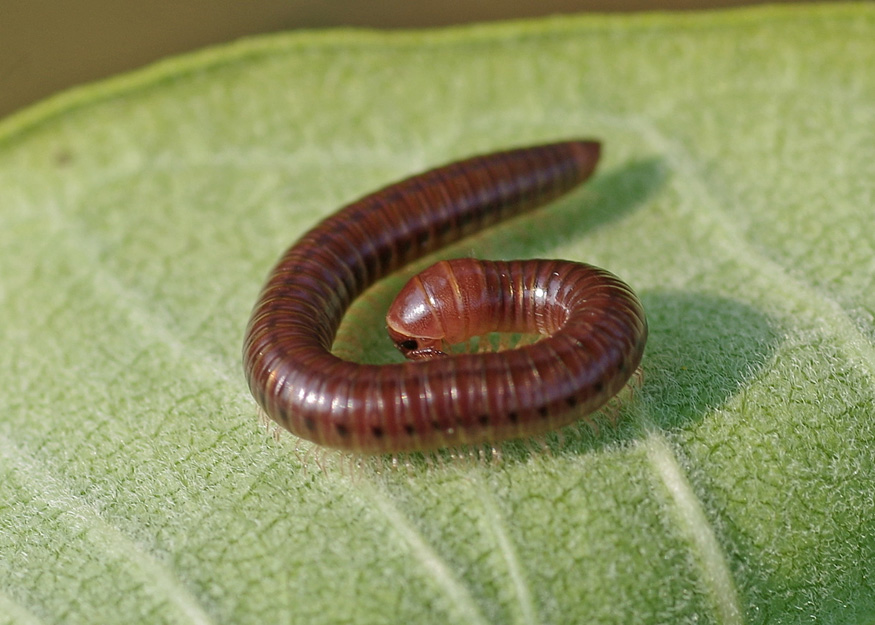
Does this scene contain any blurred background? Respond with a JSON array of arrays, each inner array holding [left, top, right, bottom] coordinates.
[[2, 0, 820, 119]]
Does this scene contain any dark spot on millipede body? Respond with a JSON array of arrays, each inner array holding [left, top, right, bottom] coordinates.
[[376, 245, 394, 268], [618, 361, 627, 373], [595, 382, 605, 393], [363, 256, 379, 281], [537, 406, 549, 418], [508, 412, 519, 423], [458, 211, 474, 227], [431, 420, 442, 430], [566, 396, 577, 408], [371, 426, 384, 439], [477, 414, 490, 426], [400, 339, 418, 351], [336, 424, 349, 437], [404, 424, 416, 436], [304, 417, 316, 431], [349, 262, 366, 287]]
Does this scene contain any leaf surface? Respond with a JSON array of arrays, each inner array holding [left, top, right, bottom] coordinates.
[[1, 5, 873, 624]]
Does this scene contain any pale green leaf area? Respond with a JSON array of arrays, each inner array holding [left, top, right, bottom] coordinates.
[[1, 4, 873, 625]]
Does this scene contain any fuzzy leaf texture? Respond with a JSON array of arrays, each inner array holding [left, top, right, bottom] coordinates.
[[0, 4, 873, 625]]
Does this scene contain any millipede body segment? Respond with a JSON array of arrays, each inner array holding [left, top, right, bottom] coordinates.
[[243, 140, 647, 454]]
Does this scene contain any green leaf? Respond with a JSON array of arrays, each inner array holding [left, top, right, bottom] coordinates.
[[1, 4, 873, 624]]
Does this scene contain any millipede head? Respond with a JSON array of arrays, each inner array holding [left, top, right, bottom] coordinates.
[[386, 272, 449, 360]]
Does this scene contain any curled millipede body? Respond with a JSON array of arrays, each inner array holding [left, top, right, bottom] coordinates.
[[243, 140, 647, 454]]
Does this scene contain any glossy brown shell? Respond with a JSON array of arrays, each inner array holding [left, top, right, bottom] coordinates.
[[243, 140, 647, 454]]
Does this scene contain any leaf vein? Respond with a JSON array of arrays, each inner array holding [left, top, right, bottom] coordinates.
[[0, 435, 216, 625], [362, 479, 491, 625]]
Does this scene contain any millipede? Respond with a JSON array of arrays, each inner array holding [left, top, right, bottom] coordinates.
[[243, 140, 647, 454]]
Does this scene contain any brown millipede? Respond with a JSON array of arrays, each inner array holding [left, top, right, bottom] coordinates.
[[243, 140, 647, 454]]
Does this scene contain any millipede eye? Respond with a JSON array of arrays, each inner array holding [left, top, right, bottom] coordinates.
[[400, 339, 418, 351]]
